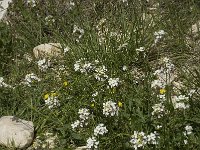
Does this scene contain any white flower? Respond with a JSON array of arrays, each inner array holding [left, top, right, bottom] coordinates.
[[71, 120, 80, 130], [45, 96, 60, 109], [103, 101, 119, 116], [151, 58, 176, 88], [37, 59, 50, 71], [130, 131, 147, 150], [44, 132, 58, 149], [108, 78, 120, 88], [27, 0, 36, 6], [147, 131, 159, 145], [94, 124, 108, 136], [185, 125, 193, 135], [24, 73, 41, 86], [172, 95, 189, 110], [122, 65, 127, 71], [136, 47, 145, 52], [151, 79, 164, 88], [154, 30, 165, 43], [151, 103, 167, 118], [74, 60, 81, 71], [64, 46, 70, 54], [80, 62, 93, 73], [0, 77, 12, 88], [73, 25, 84, 41], [69, 1, 75, 7], [92, 91, 98, 97], [156, 125, 162, 130], [184, 139, 188, 144], [74, 59, 95, 73], [94, 65, 108, 81], [45, 15, 55, 25], [162, 57, 170, 63], [21, 73, 41, 86], [78, 108, 90, 121], [86, 136, 99, 149], [174, 102, 189, 109]]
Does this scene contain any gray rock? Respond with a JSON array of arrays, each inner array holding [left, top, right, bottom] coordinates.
[[33, 43, 62, 59], [0, 116, 34, 149], [0, 0, 13, 21]]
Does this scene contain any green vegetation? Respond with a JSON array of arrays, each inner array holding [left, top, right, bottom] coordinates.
[[0, 0, 200, 149]]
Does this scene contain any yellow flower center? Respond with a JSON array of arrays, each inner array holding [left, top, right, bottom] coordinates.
[[118, 101, 123, 107], [50, 92, 58, 97], [160, 88, 166, 94], [63, 81, 68, 86], [91, 103, 95, 107], [44, 94, 49, 100]]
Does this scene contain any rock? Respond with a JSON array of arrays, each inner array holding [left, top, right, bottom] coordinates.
[[0, 116, 34, 149], [0, 0, 13, 21], [33, 43, 62, 59], [75, 146, 87, 150]]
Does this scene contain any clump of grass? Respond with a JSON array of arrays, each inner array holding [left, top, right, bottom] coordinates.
[[0, 0, 200, 149]]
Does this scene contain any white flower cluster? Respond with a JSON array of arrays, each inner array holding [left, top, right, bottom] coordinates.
[[184, 125, 193, 136], [0, 77, 12, 88], [108, 78, 120, 88], [71, 108, 90, 130], [151, 57, 175, 88], [37, 59, 51, 71], [74, 59, 95, 74], [94, 123, 108, 136], [154, 30, 165, 43], [78, 108, 90, 121], [147, 131, 160, 145], [23, 73, 41, 86], [103, 100, 119, 117], [86, 136, 99, 149], [73, 25, 84, 42], [122, 65, 127, 71], [86, 123, 108, 149], [45, 15, 55, 25], [32, 132, 58, 149], [63, 46, 70, 54], [94, 65, 108, 81], [68, 1, 75, 10], [172, 95, 189, 110], [45, 95, 60, 109], [183, 125, 193, 144], [157, 94, 166, 102], [151, 103, 167, 118], [27, 0, 36, 7], [130, 131, 159, 150]]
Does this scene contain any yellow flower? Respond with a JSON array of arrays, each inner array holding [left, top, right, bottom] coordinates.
[[91, 103, 95, 107], [160, 88, 166, 95], [118, 101, 123, 107], [63, 81, 68, 86], [44, 94, 49, 100], [50, 92, 58, 97]]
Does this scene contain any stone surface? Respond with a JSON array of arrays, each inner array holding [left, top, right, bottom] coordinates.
[[0, 116, 34, 149], [33, 43, 62, 59], [0, 0, 13, 20], [75, 146, 87, 150]]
